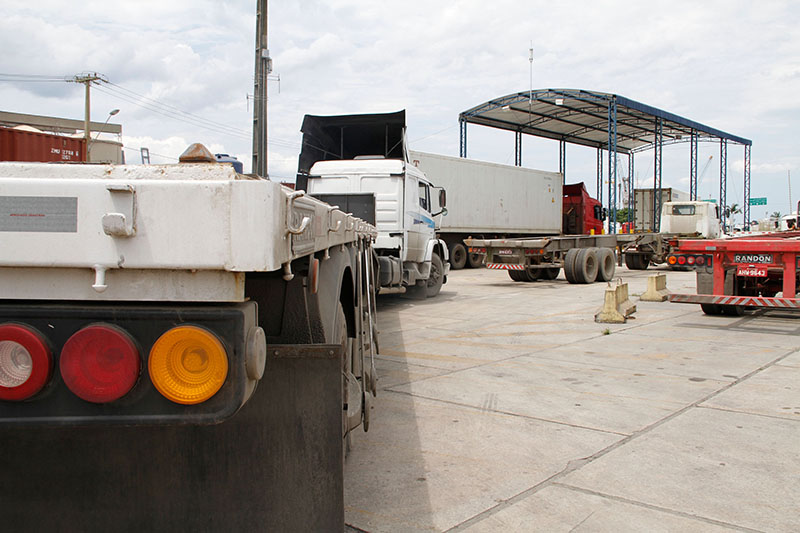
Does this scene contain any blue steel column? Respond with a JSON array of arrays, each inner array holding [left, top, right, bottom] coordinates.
[[559, 139, 566, 184], [720, 139, 728, 231], [653, 117, 663, 231], [744, 144, 751, 226], [690, 130, 698, 200], [596, 148, 603, 208], [607, 98, 618, 233], [459, 117, 467, 158], [628, 153, 634, 223], [515, 130, 522, 166]]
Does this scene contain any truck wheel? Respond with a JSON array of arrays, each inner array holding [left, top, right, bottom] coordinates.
[[624, 253, 650, 270], [466, 249, 483, 268], [701, 303, 723, 315], [564, 248, 580, 283], [425, 253, 445, 297], [576, 248, 599, 284], [448, 243, 467, 270], [336, 304, 357, 458], [597, 248, 616, 282], [542, 267, 560, 280], [508, 269, 526, 282], [721, 305, 745, 316], [524, 268, 541, 282]]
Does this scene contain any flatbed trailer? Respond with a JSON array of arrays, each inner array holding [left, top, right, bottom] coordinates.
[[668, 231, 800, 314], [466, 232, 680, 284]]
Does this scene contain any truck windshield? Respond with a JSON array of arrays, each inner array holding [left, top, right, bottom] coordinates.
[[671, 205, 696, 216]]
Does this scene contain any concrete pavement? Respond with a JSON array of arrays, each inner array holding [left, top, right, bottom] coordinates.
[[344, 266, 800, 532]]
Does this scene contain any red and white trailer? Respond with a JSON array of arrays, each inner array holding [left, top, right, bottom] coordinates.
[[667, 231, 800, 314]]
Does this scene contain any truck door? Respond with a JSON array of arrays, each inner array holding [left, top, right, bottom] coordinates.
[[404, 169, 435, 263]]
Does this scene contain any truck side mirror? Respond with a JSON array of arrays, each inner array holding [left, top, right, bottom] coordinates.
[[438, 188, 446, 208], [432, 207, 448, 217]]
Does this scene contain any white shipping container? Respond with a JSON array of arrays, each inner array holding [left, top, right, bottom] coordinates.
[[409, 151, 562, 235], [634, 187, 689, 231]]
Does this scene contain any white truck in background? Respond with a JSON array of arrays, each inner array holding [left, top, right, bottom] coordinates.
[[408, 150, 563, 270], [0, 145, 379, 531], [297, 111, 450, 298]]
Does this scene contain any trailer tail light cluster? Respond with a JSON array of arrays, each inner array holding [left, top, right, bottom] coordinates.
[[525, 249, 543, 256], [667, 254, 712, 267], [0, 322, 229, 406], [468, 247, 486, 255], [0, 324, 53, 401]]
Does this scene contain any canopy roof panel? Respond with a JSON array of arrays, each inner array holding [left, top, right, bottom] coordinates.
[[460, 89, 751, 153]]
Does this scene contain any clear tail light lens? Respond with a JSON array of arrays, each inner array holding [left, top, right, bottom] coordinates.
[[149, 325, 228, 405], [687, 256, 696, 265], [60, 324, 141, 403], [0, 324, 53, 401]]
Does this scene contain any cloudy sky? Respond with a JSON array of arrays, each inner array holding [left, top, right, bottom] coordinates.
[[2, 1, 799, 220]]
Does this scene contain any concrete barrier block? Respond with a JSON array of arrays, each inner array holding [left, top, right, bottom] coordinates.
[[595, 281, 637, 323], [641, 273, 670, 302]]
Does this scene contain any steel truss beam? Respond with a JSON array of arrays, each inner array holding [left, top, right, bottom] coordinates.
[[608, 98, 618, 233], [744, 144, 751, 226], [720, 139, 728, 230], [690, 131, 698, 201], [653, 117, 663, 231]]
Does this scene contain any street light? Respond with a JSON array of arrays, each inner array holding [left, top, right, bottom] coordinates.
[[88, 109, 120, 162]]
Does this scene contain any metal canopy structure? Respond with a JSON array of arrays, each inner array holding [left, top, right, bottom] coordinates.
[[459, 89, 753, 232]]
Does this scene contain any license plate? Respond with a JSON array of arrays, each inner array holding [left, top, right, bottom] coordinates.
[[497, 249, 514, 255], [736, 265, 767, 277]]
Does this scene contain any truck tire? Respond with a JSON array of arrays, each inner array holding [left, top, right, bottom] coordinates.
[[425, 253, 445, 297], [508, 269, 526, 282], [524, 268, 541, 282], [701, 303, 723, 315], [597, 248, 616, 282], [336, 304, 357, 458], [624, 253, 650, 270], [542, 267, 560, 280], [564, 248, 580, 284], [448, 242, 467, 270], [575, 248, 599, 284], [466, 249, 483, 268]]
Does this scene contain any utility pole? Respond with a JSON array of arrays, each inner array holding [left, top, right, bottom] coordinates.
[[73, 73, 102, 162], [252, 0, 271, 177]]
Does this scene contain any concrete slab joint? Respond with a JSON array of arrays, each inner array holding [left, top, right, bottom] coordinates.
[[640, 273, 670, 302], [595, 280, 636, 323]]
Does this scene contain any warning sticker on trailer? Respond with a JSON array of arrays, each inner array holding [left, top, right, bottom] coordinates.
[[0, 196, 78, 233]]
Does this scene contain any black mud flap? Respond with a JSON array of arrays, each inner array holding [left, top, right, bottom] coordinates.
[[0, 344, 343, 532]]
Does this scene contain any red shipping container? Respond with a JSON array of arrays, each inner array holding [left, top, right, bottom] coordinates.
[[0, 126, 86, 163]]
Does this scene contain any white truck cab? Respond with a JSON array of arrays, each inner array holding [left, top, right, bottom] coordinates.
[[660, 201, 721, 239], [298, 111, 449, 298]]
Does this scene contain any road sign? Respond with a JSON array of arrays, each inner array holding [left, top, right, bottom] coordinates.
[[749, 197, 767, 206]]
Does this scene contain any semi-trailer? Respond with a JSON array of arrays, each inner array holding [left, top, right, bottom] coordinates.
[[0, 145, 379, 530], [467, 200, 722, 283], [409, 150, 604, 269]]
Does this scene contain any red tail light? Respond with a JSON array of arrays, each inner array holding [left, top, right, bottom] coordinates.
[[0, 323, 53, 401], [60, 324, 141, 403], [695, 255, 706, 266], [677, 255, 687, 265]]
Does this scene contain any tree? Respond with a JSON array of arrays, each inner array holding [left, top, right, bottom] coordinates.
[[772, 211, 782, 218], [725, 203, 742, 226]]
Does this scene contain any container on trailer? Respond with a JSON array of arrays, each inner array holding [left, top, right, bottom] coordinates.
[[634, 187, 688, 231], [0, 126, 86, 163]]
